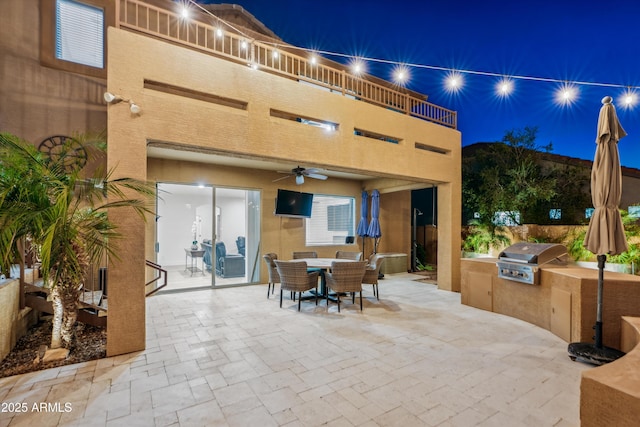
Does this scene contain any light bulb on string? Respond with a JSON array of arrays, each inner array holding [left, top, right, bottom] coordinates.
[[620, 89, 637, 109], [445, 71, 463, 93], [496, 78, 514, 98], [392, 65, 410, 85], [555, 83, 578, 106], [180, 5, 189, 19], [351, 58, 366, 76]]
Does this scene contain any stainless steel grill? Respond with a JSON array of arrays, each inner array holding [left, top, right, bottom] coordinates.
[[497, 242, 568, 285]]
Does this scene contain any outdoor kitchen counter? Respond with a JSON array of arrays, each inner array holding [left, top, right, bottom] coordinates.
[[580, 316, 640, 427], [461, 257, 640, 350]]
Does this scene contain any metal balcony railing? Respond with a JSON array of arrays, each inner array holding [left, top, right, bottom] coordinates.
[[116, 0, 457, 129]]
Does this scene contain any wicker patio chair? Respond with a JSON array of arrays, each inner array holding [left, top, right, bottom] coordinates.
[[274, 260, 319, 311], [262, 253, 280, 298], [325, 261, 367, 312], [362, 254, 385, 300], [292, 251, 317, 259], [335, 251, 363, 261]]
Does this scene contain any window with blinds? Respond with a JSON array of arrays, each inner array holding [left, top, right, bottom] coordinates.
[[305, 195, 355, 246], [55, 0, 104, 68]]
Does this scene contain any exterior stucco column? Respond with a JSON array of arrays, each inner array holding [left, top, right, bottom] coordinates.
[[437, 182, 461, 292]]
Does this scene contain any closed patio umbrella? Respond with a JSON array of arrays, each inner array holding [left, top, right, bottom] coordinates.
[[568, 96, 627, 365], [356, 191, 369, 254], [367, 189, 381, 253]]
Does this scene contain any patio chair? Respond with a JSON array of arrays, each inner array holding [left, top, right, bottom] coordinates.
[[325, 261, 367, 312], [262, 253, 279, 298], [362, 254, 385, 300], [292, 251, 317, 259], [335, 250, 363, 261], [274, 260, 319, 311]]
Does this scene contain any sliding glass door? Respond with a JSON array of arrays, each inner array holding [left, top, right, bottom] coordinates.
[[156, 183, 260, 291]]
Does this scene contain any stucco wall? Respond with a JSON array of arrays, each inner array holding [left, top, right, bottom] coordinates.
[[106, 26, 461, 355], [0, 0, 107, 147]]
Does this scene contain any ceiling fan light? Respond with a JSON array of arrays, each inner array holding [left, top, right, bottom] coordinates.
[[295, 175, 304, 185]]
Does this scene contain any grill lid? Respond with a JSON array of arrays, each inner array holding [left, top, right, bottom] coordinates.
[[498, 242, 568, 265]]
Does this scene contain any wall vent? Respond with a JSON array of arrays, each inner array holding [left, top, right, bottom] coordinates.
[[144, 80, 248, 110], [415, 142, 450, 155], [270, 109, 338, 131], [354, 128, 400, 144]]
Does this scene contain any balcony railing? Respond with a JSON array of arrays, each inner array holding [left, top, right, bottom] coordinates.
[[116, 0, 457, 129]]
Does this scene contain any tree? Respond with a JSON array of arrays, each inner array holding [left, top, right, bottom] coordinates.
[[0, 132, 153, 350], [463, 126, 557, 226]]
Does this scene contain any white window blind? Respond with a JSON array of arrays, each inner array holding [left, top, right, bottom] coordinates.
[[55, 0, 104, 68], [306, 195, 355, 246]]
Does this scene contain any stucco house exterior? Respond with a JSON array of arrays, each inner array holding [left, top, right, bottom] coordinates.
[[1, 0, 462, 356]]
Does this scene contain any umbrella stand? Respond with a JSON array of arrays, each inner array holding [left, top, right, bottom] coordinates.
[[567, 254, 625, 365]]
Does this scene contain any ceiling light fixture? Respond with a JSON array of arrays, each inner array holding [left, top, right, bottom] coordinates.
[[296, 175, 304, 185]]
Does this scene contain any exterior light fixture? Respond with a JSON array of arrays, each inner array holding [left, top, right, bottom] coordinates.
[[104, 92, 123, 104], [104, 92, 141, 114], [128, 102, 141, 114]]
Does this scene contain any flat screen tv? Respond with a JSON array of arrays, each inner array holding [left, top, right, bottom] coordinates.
[[275, 189, 314, 218]]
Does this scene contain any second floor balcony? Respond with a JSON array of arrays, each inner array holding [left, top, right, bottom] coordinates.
[[116, 0, 457, 130]]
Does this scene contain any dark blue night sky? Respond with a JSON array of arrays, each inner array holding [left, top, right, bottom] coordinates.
[[198, 0, 640, 168]]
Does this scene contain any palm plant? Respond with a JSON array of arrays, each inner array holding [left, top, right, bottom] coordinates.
[[0, 132, 153, 349]]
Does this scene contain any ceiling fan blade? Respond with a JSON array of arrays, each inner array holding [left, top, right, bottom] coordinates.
[[306, 173, 328, 180], [272, 175, 293, 183]]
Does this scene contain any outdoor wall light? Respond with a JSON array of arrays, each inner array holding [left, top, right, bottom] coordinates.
[[104, 92, 141, 114]]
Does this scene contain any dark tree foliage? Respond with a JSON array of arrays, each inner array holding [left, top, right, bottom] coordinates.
[[463, 126, 590, 226]]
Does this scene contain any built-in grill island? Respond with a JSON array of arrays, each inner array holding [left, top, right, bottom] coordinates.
[[497, 242, 568, 285]]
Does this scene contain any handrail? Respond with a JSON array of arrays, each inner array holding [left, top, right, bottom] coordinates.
[[117, 0, 457, 129], [145, 260, 167, 296]]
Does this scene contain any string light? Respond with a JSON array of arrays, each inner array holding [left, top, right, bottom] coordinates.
[[621, 89, 637, 109], [555, 83, 579, 106], [351, 59, 365, 75], [445, 72, 463, 93], [496, 78, 514, 97], [392, 65, 410, 85], [183, 0, 639, 109], [180, 5, 189, 19]]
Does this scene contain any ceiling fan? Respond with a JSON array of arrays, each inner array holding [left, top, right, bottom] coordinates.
[[273, 165, 328, 185]]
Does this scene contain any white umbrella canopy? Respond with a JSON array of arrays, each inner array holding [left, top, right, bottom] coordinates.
[[584, 96, 628, 256]]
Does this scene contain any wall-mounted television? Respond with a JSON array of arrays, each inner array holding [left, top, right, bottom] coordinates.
[[275, 189, 314, 218]]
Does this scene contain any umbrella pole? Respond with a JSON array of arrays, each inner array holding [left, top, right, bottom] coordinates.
[[595, 254, 606, 349]]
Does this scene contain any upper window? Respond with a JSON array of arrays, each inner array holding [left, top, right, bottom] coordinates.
[[493, 211, 520, 226], [55, 0, 104, 68], [306, 194, 355, 246]]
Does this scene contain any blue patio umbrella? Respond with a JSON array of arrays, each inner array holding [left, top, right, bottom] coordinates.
[[367, 189, 382, 253], [357, 191, 369, 253]]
